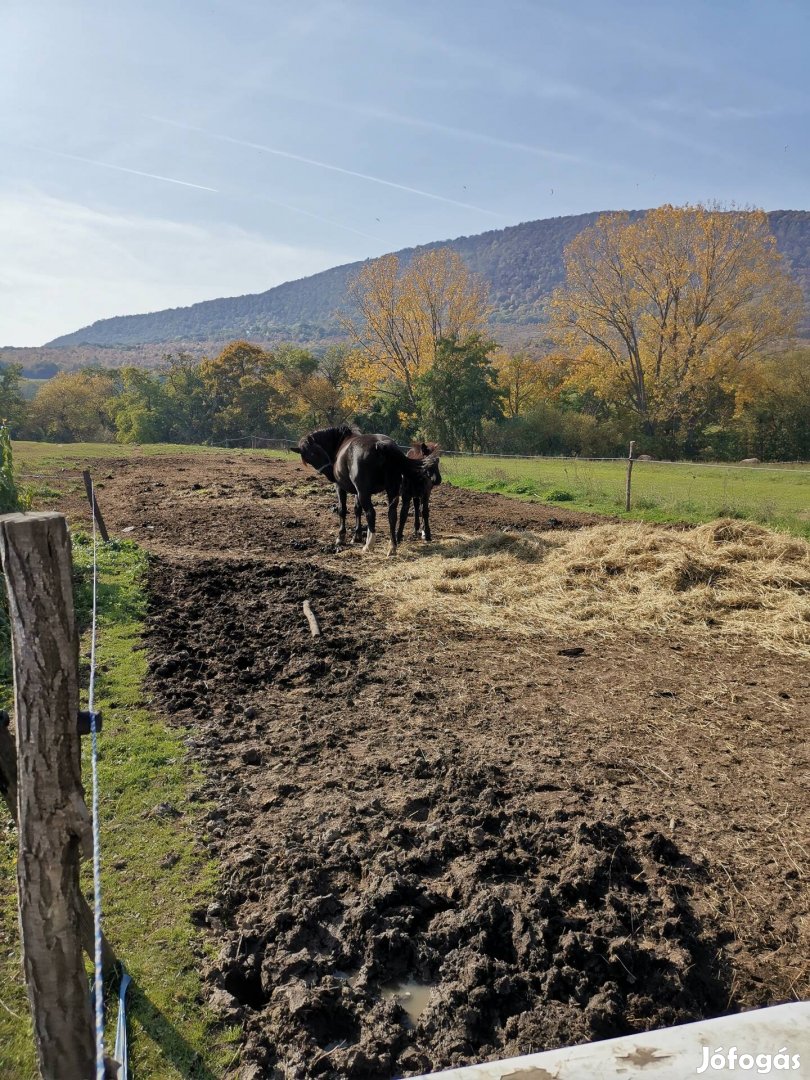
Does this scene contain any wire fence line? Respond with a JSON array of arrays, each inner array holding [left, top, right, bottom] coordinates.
[[212, 435, 810, 474]]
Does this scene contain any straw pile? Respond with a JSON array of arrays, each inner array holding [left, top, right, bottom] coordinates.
[[369, 520, 810, 656]]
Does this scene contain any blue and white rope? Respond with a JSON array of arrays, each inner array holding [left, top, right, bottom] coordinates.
[[88, 481, 105, 1080]]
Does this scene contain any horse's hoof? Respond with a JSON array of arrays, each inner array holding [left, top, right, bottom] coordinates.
[[363, 531, 375, 552], [387, 546, 397, 558]]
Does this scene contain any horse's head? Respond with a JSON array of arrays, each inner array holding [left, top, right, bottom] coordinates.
[[412, 441, 442, 487], [299, 423, 360, 482], [406, 438, 444, 490]]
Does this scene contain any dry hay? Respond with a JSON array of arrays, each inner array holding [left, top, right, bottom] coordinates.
[[369, 520, 810, 656]]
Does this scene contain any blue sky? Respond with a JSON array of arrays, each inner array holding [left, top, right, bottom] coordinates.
[[2, 0, 808, 345]]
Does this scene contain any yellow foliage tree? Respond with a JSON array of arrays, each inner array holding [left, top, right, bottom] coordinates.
[[29, 370, 118, 441], [269, 345, 352, 428], [550, 205, 802, 432], [341, 248, 490, 414], [493, 350, 569, 417]]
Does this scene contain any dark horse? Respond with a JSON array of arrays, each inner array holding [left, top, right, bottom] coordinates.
[[397, 442, 442, 543], [298, 425, 439, 555]]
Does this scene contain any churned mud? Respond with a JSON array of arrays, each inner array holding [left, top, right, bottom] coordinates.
[[39, 451, 810, 1078]]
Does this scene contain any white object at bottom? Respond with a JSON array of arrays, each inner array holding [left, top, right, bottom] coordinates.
[[411, 1002, 810, 1079]]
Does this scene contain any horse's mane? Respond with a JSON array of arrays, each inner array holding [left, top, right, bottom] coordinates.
[[298, 422, 360, 457]]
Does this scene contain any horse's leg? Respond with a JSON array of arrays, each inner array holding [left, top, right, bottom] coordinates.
[[396, 487, 411, 543], [358, 486, 376, 552], [336, 487, 348, 549], [422, 493, 432, 541], [352, 495, 363, 544], [412, 491, 422, 538], [386, 482, 399, 557]]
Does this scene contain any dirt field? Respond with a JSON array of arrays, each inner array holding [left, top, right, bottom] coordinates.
[[44, 452, 809, 1079]]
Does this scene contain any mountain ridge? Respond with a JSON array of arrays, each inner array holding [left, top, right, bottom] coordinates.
[[45, 209, 810, 349]]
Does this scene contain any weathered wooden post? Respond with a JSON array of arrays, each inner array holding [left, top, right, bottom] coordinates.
[[625, 440, 636, 512], [0, 511, 95, 1079], [0, 710, 115, 979], [82, 470, 110, 543]]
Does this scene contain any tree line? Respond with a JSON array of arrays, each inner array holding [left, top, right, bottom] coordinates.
[[2, 205, 808, 461]]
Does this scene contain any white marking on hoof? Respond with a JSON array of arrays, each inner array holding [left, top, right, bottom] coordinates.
[[363, 531, 375, 552], [387, 544, 397, 558]]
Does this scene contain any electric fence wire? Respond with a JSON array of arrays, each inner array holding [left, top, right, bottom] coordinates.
[[87, 480, 106, 1080]]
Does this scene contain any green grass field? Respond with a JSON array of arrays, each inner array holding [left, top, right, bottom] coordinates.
[[0, 536, 238, 1079], [441, 453, 810, 538]]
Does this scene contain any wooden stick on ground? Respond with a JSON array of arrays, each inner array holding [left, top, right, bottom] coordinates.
[[302, 600, 321, 638]]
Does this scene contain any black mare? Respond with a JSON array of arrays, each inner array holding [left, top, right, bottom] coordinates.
[[397, 442, 442, 543], [298, 426, 439, 555]]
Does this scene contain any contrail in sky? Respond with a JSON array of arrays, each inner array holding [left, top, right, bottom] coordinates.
[[150, 115, 504, 217], [24, 144, 220, 192], [19, 140, 379, 242], [255, 193, 381, 241]]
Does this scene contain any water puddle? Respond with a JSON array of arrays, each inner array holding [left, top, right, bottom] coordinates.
[[381, 981, 434, 1026]]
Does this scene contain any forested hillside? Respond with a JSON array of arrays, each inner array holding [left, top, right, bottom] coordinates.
[[44, 210, 810, 350]]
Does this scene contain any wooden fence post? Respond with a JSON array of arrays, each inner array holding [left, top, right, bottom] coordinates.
[[0, 511, 95, 1080], [0, 711, 116, 979], [625, 440, 636, 512], [82, 470, 110, 543]]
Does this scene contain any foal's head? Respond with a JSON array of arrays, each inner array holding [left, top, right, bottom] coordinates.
[[409, 441, 442, 488]]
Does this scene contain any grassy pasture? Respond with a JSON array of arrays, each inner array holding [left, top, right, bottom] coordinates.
[[441, 453, 810, 538]]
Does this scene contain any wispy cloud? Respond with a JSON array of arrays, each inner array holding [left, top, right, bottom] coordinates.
[[15, 139, 381, 242], [251, 192, 381, 242], [149, 115, 505, 218], [0, 189, 339, 345], [265, 94, 585, 164], [649, 98, 799, 122], [19, 144, 220, 192]]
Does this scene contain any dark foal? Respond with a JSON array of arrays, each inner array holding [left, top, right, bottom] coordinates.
[[299, 426, 439, 555], [397, 442, 442, 543]]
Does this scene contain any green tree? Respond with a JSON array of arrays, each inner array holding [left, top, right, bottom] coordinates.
[[416, 335, 503, 451], [0, 363, 28, 432], [114, 368, 174, 443], [162, 352, 215, 443]]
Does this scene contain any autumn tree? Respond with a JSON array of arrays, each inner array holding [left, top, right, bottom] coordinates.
[[29, 370, 118, 441], [341, 248, 491, 419], [199, 340, 278, 439], [271, 345, 352, 429], [733, 348, 810, 460], [550, 205, 802, 439], [493, 350, 570, 418]]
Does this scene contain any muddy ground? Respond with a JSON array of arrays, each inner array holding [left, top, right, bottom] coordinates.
[[39, 453, 809, 1078]]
